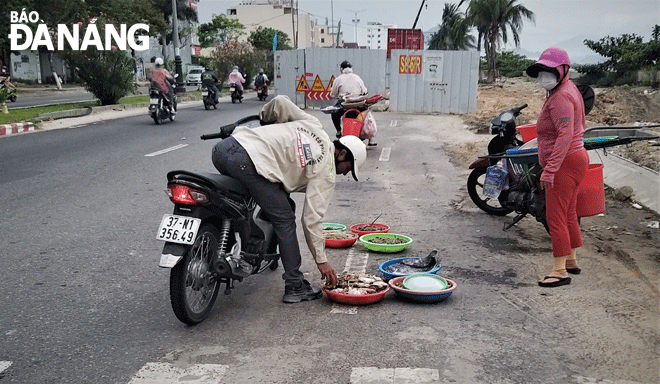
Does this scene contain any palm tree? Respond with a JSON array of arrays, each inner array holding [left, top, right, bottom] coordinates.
[[429, 1, 475, 50], [467, 0, 535, 82]]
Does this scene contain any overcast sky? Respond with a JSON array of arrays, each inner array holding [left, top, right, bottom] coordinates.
[[198, 0, 659, 63]]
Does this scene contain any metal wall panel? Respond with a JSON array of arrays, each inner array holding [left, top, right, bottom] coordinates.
[[389, 49, 479, 114], [274, 48, 477, 114]]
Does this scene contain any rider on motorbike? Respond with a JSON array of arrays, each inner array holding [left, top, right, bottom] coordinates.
[[228, 66, 245, 99], [149, 58, 176, 114], [329, 60, 368, 138], [0, 66, 15, 88], [211, 95, 367, 303], [254, 68, 269, 95], [201, 66, 220, 104]]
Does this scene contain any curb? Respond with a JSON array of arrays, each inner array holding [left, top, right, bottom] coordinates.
[[0, 122, 37, 136]]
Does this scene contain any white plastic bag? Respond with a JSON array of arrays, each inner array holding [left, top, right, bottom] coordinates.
[[360, 110, 377, 140]]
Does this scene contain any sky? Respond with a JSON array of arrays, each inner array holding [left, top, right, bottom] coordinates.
[[197, 0, 660, 64]]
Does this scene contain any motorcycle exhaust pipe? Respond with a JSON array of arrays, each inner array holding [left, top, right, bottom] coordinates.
[[212, 251, 253, 279]]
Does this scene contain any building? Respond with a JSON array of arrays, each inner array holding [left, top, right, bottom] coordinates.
[[312, 18, 343, 48], [366, 22, 397, 50], [226, 0, 312, 49]]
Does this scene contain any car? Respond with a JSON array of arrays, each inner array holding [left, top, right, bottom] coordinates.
[[185, 68, 203, 85]]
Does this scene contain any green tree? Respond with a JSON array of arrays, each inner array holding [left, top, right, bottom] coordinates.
[[248, 26, 291, 51], [467, 0, 535, 82], [209, 40, 261, 87], [496, 51, 534, 76], [151, 0, 198, 59], [198, 14, 244, 48], [428, 1, 475, 50]]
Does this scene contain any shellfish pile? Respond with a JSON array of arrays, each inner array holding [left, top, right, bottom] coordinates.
[[328, 272, 389, 295]]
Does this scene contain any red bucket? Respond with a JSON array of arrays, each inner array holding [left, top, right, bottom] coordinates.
[[576, 163, 605, 217], [517, 123, 537, 143], [342, 109, 363, 137]]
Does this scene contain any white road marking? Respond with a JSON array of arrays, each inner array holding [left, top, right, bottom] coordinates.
[[330, 247, 368, 314], [0, 361, 12, 373], [350, 367, 440, 383], [145, 144, 189, 157], [379, 147, 391, 162], [128, 362, 227, 384], [390, 120, 398, 127]]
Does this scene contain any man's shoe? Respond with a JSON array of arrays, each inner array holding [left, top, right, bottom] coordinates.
[[282, 280, 322, 303]]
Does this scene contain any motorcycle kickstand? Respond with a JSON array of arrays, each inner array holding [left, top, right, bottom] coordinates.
[[223, 279, 234, 295], [503, 213, 527, 231]]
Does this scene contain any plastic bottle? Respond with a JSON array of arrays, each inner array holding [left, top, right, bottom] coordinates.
[[483, 163, 508, 199]]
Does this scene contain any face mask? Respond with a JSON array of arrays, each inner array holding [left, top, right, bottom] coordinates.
[[537, 71, 558, 91]]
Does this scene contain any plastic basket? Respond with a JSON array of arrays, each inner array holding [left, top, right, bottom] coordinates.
[[342, 109, 363, 137], [576, 163, 605, 217], [516, 123, 537, 143]]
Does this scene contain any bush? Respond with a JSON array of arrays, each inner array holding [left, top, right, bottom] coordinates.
[[64, 48, 135, 105]]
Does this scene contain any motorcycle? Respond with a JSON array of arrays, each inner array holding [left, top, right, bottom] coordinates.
[[467, 104, 527, 217], [321, 94, 382, 139], [148, 77, 177, 125], [202, 84, 219, 110], [230, 83, 243, 103], [157, 115, 281, 325], [256, 84, 268, 101]]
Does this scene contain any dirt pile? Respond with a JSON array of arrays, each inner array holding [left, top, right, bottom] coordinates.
[[462, 78, 660, 171]]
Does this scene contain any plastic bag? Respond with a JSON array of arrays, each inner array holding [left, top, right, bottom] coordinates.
[[360, 110, 377, 140], [483, 160, 508, 199]]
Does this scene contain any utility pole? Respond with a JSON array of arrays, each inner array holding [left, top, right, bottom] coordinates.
[[347, 9, 366, 45], [331, 0, 334, 47], [171, 0, 185, 93]]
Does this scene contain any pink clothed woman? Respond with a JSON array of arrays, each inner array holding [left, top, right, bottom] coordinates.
[[526, 47, 589, 288]]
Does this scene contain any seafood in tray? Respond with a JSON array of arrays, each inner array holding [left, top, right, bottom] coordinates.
[[327, 272, 389, 295]]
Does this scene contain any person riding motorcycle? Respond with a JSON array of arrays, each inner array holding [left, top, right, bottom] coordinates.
[[149, 58, 176, 114], [329, 60, 368, 138], [201, 66, 220, 104], [254, 68, 269, 96], [211, 95, 367, 303], [0, 66, 15, 89], [228, 66, 245, 99]]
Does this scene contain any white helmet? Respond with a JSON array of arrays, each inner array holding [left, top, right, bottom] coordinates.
[[338, 135, 367, 181], [154, 57, 164, 67]]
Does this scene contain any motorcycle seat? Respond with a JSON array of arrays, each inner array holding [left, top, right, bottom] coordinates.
[[168, 170, 248, 196]]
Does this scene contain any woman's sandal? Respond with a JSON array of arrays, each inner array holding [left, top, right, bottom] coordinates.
[[565, 261, 581, 275], [538, 276, 571, 287]]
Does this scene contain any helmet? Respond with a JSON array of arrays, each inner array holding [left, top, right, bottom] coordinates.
[[204, 66, 211, 71], [233, 65, 239, 70], [340, 60, 351, 70], [526, 47, 570, 78], [338, 135, 366, 181], [154, 57, 164, 67], [259, 68, 264, 74]]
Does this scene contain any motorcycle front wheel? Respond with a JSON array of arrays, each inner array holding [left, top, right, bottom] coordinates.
[[9, 95, 16, 102], [467, 167, 513, 216], [170, 224, 221, 325]]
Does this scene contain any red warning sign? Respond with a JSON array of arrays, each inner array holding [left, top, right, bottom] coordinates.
[[296, 77, 310, 92]]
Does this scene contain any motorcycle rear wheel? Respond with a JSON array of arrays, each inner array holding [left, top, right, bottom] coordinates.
[[204, 100, 210, 110], [170, 224, 221, 325], [467, 167, 513, 216]]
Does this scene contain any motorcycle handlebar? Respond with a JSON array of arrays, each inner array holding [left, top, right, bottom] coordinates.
[[513, 104, 528, 114]]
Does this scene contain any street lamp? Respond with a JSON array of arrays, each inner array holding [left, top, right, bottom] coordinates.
[[171, 0, 186, 93], [347, 9, 366, 45]]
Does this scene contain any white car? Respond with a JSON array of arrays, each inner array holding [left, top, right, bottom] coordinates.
[[185, 68, 203, 85]]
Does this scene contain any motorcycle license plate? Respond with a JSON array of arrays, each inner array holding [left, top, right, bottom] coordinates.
[[230, 87, 235, 92], [156, 214, 201, 245], [202, 91, 208, 96], [150, 98, 159, 104]]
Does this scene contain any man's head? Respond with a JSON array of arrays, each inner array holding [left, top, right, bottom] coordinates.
[[259, 68, 264, 74], [340, 61, 351, 70], [334, 136, 366, 181], [233, 65, 239, 71], [154, 58, 164, 68]]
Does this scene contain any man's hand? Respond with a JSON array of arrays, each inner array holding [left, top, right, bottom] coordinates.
[[318, 262, 337, 288]]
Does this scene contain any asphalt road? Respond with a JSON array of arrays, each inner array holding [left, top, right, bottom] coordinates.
[[0, 97, 657, 383]]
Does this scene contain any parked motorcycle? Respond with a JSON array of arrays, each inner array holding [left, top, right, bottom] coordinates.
[[321, 94, 382, 139], [256, 84, 268, 101], [202, 85, 219, 110], [467, 104, 527, 216], [230, 84, 242, 103], [148, 77, 177, 124], [157, 115, 281, 325]]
